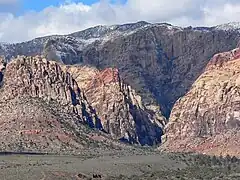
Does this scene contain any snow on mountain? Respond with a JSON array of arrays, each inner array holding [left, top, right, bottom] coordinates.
[[0, 43, 9, 52], [1, 21, 240, 62], [214, 22, 240, 31], [0, 21, 153, 61]]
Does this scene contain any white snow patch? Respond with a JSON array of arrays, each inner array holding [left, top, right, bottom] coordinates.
[[215, 22, 240, 31], [80, 38, 100, 45]]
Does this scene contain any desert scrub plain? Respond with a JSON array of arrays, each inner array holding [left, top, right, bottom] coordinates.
[[0, 148, 239, 180]]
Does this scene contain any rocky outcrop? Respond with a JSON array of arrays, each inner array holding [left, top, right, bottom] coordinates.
[[0, 97, 93, 153], [1, 55, 98, 125], [206, 48, 240, 70], [85, 26, 240, 118], [64, 65, 166, 145], [0, 55, 165, 151], [63, 65, 99, 90], [85, 68, 165, 145], [162, 48, 240, 157], [0, 55, 116, 152]]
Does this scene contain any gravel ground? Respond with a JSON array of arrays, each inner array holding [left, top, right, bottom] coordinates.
[[0, 149, 239, 180]]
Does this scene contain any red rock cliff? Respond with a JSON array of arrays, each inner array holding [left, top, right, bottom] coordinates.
[[162, 49, 240, 157]]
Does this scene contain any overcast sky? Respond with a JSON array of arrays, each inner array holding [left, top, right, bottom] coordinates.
[[0, 0, 240, 43]]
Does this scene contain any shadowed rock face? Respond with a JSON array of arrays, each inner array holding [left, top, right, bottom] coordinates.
[[162, 48, 240, 157], [0, 72, 3, 84], [64, 65, 166, 145], [0, 57, 6, 85], [85, 68, 165, 145], [87, 27, 240, 118]]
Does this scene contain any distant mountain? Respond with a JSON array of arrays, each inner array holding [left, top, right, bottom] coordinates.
[[0, 21, 240, 155], [1, 21, 240, 119]]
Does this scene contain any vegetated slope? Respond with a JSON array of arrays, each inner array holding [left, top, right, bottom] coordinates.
[[162, 48, 240, 157]]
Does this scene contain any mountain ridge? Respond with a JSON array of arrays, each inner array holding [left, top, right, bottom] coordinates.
[[0, 21, 240, 156], [2, 21, 240, 49], [1, 21, 240, 118]]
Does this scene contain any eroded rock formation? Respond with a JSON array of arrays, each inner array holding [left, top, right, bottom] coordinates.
[[0, 55, 111, 152], [0, 22, 240, 154], [1, 22, 240, 119], [0, 55, 165, 152], [163, 48, 240, 157], [1, 55, 98, 124], [64, 65, 166, 145], [85, 68, 165, 145]]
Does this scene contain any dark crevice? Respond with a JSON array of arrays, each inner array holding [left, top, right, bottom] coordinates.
[[0, 151, 49, 156], [0, 72, 3, 88], [125, 95, 163, 146]]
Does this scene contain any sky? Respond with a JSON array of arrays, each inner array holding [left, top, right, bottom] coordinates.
[[0, 0, 240, 43]]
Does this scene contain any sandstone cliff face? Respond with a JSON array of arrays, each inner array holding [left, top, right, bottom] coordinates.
[[64, 65, 166, 145], [0, 56, 116, 152], [85, 68, 165, 145], [1, 55, 98, 125], [63, 65, 99, 90], [163, 48, 240, 157], [86, 27, 240, 117], [0, 97, 91, 152], [0, 55, 164, 150], [1, 22, 240, 152]]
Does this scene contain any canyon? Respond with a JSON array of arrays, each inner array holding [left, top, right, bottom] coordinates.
[[0, 21, 240, 157]]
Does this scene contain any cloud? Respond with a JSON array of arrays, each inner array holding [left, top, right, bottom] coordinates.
[[0, 0, 240, 43]]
